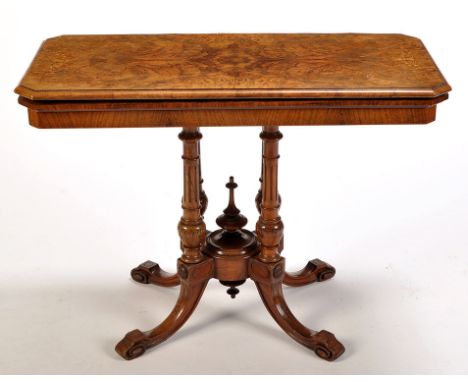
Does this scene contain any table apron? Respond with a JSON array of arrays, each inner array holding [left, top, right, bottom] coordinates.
[[26, 106, 437, 128]]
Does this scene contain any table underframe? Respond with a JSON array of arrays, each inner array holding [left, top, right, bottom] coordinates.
[[114, 125, 345, 362]]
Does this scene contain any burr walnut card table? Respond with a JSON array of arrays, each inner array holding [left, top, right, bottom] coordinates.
[[15, 34, 450, 361]]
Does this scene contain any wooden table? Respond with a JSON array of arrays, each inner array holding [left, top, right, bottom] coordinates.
[[16, 34, 450, 362]]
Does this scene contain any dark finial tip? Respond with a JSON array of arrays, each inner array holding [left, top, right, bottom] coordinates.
[[226, 176, 237, 189], [227, 286, 239, 299], [220, 280, 245, 299]]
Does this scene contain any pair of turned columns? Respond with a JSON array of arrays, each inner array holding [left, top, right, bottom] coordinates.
[[178, 125, 283, 265]]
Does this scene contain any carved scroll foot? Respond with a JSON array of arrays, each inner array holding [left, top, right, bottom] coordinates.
[[283, 259, 336, 287], [130, 260, 180, 287], [116, 257, 214, 360], [250, 257, 345, 361]]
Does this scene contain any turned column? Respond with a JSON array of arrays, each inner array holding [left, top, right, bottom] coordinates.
[[256, 126, 283, 263], [178, 126, 206, 264]]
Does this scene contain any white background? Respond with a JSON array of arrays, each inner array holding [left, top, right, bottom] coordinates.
[[1, 0, 467, 375]]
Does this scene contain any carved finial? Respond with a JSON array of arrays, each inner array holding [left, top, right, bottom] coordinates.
[[215, 176, 248, 232], [210, 177, 255, 299]]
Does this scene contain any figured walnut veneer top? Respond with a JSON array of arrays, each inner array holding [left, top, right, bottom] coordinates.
[[15, 34, 451, 101]]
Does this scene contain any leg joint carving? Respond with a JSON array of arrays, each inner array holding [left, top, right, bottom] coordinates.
[[249, 256, 285, 284], [177, 256, 214, 284]]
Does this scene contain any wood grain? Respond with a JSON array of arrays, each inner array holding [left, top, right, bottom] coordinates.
[[23, 105, 438, 128], [15, 34, 450, 100]]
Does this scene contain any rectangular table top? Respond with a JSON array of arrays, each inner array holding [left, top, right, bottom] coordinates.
[[15, 34, 450, 101]]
